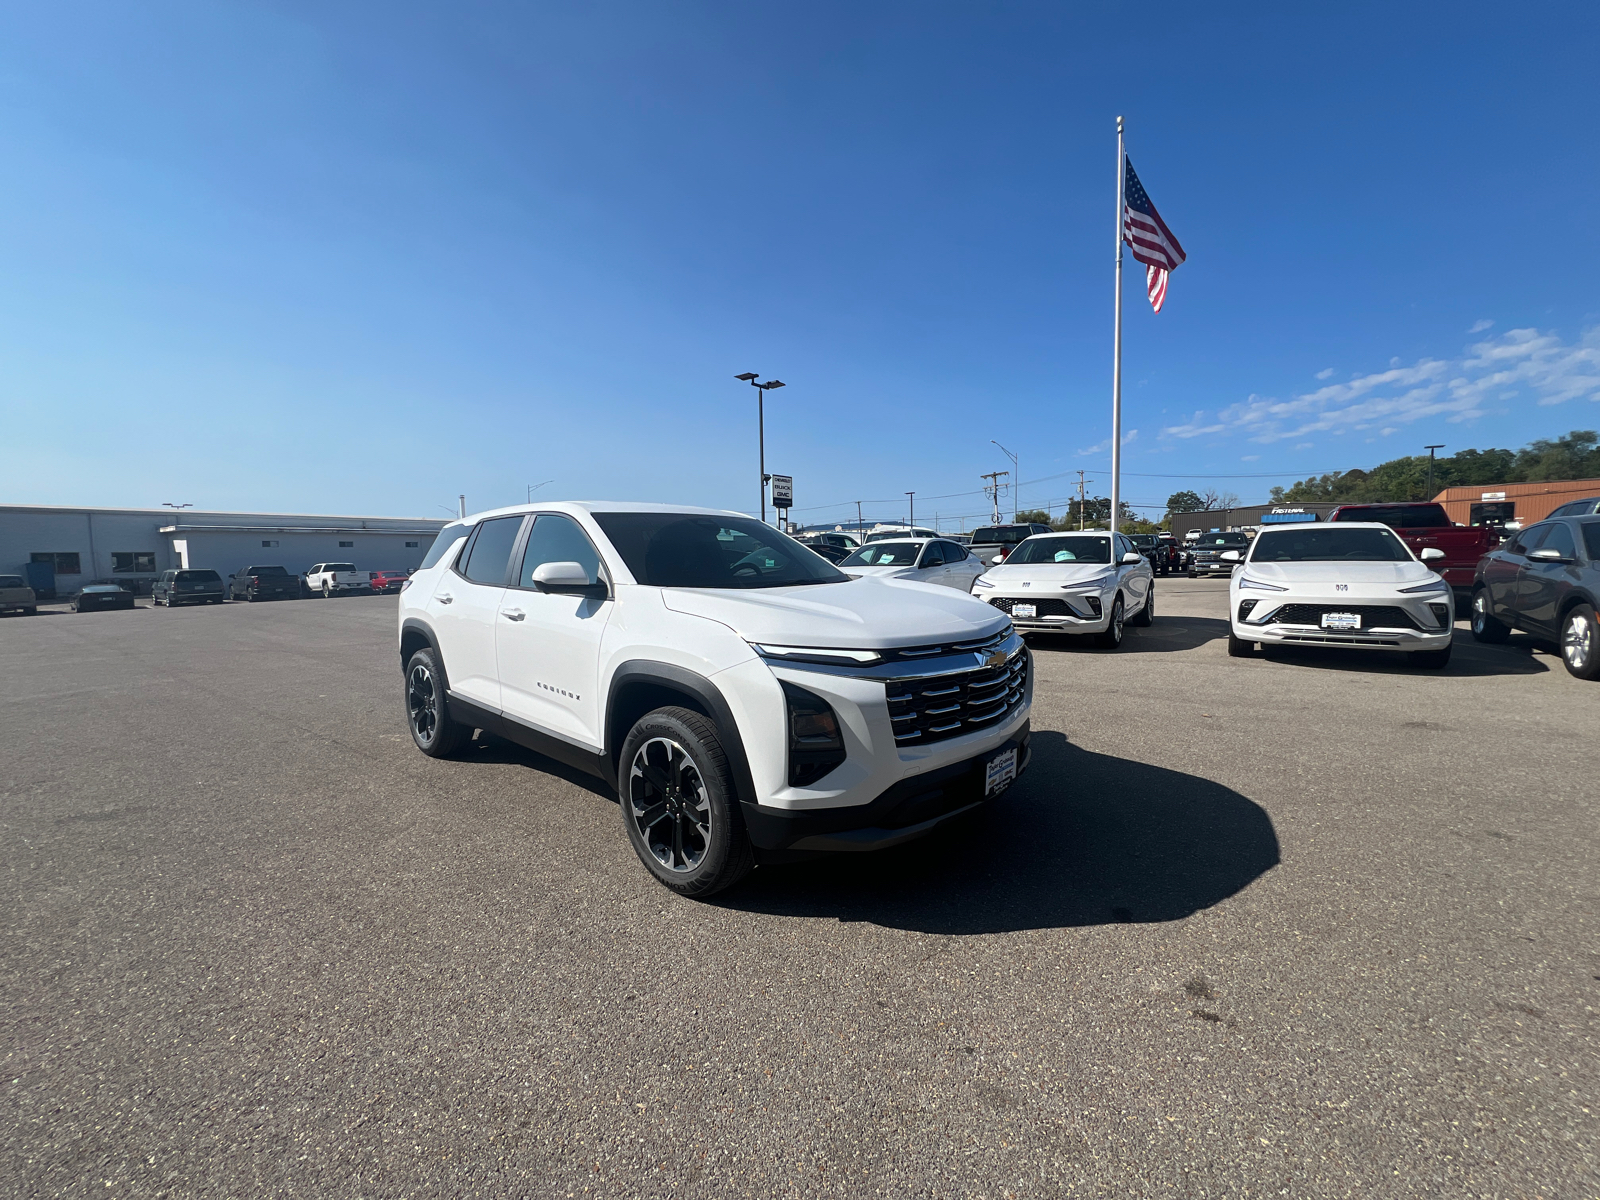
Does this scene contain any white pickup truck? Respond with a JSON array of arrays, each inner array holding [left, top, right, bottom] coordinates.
[[306, 562, 369, 597]]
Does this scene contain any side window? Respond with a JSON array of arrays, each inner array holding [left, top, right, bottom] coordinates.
[[1514, 524, 1550, 555], [519, 514, 604, 588], [1540, 523, 1576, 560], [943, 541, 967, 562], [919, 542, 945, 568], [461, 516, 525, 585]]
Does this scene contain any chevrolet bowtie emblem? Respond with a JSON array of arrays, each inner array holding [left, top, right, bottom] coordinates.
[[985, 651, 1008, 669]]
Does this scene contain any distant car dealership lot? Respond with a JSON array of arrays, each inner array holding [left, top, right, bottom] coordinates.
[[2, 585, 1595, 1198]]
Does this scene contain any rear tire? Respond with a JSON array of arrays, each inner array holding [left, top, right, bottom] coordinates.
[[619, 707, 753, 897], [405, 647, 471, 757], [1095, 596, 1126, 650], [1560, 603, 1600, 680], [1470, 588, 1510, 644], [1227, 630, 1254, 657], [1409, 644, 1453, 670]]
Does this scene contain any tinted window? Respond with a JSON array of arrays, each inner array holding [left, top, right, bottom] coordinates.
[[520, 514, 604, 587], [594, 513, 848, 588], [1539, 523, 1576, 560], [1582, 521, 1600, 561], [970, 526, 1033, 546], [941, 541, 967, 562], [842, 542, 922, 566], [461, 516, 525, 585], [918, 542, 946, 567], [325, 563, 355, 573], [0, 575, 23, 588], [246, 566, 289, 576], [177, 570, 220, 582], [1333, 504, 1450, 529], [1250, 528, 1412, 562], [1009, 536, 1112, 565], [420, 523, 469, 570]]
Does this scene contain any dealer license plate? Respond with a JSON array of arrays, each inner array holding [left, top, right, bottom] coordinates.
[[1321, 611, 1361, 631], [985, 747, 1017, 796], [1012, 603, 1036, 618]]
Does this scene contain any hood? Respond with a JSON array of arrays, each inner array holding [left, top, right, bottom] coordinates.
[[845, 564, 917, 579], [980, 563, 1116, 586], [660, 576, 1009, 649], [1240, 561, 1437, 586]]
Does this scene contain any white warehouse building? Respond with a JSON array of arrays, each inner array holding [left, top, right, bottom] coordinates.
[[0, 504, 448, 597]]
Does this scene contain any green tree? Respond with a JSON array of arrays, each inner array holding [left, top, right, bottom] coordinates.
[[1165, 489, 1205, 513], [1014, 509, 1053, 524]]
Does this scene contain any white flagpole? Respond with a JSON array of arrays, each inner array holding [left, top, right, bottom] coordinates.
[[1111, 115, 1125, 534]]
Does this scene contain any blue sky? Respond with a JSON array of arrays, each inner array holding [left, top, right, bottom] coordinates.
[[2, 2, 1597, 528]]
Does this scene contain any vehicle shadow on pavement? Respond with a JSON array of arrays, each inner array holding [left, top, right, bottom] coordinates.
[[714, 730, 1280, 933], [1027, 616, 1230, 655], [1253, 632, 1549, 677], [453, 731, 616, 800]]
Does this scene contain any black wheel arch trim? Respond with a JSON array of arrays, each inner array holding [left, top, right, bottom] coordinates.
[[606, 660, 759, 810]]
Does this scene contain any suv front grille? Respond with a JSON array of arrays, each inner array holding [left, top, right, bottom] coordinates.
[[985, 596, 1079, 618], [886, 651, 1028, 746], [1263, 603, 1423, 631]]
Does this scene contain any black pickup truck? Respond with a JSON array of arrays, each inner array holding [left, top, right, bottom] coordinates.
[[228, 565, 302, 602], [1126, 533, 1182, 576]]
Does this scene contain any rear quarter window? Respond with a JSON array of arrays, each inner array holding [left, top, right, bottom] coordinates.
[[419, 523, 470, 570], [1580, 521, 1600, 562]]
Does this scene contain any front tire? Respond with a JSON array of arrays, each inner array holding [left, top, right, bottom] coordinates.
[[404, 647, 471, 757], [619, 707, 753, 897], [1227, 630, 1254, 657], [1470, 588, 1510, 644], [1130, 584, 1154, 627], [1560, 604, 1600, 680], [1095, 596, 1125, 650]]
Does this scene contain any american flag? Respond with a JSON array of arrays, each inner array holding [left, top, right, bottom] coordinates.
[[1123, 157, 1185, 313]]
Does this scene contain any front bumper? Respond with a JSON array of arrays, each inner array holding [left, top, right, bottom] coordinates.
[[1232, 592, 1455, 651], [975, 590, 1112, 634], [1191, 560, 1236, 576], [740, 724, 1031, 851]]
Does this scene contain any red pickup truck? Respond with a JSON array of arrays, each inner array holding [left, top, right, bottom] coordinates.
[[1325, 502, 1495, 592]]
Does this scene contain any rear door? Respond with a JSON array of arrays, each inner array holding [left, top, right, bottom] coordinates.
[[430, 515, 525, 710]]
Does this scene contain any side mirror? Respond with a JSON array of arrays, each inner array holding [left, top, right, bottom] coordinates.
[[1419, 547, 1446, 562], [1527, 547, 1567, 563], [531, 560, 608, 598], [1219, 550, 1241, 562], [1121, 551, 1143, 564]]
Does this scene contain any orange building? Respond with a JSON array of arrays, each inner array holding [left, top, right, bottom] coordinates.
[[1433, 478, 1600, 528]]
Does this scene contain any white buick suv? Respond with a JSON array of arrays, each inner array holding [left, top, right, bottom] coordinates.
[[398, 503, 1032, 896]]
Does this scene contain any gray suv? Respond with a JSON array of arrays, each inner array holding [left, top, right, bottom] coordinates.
[[1471, 516, 1600, 679]]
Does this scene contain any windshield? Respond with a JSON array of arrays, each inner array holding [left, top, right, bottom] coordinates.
[[1251, 527, 1413, 562], [325, 563, 355, 572], [0, 576, 25, 588], [1127, 535, 1156, 547], [970, 526, 1033, 545], [1196, 536, 1248, 548], [176, 570, 219, 581], [247, 566, 289, 576], [1008, 535, 1112, 565], [842, 542, 921, 566], [593, 513, 849, 589]]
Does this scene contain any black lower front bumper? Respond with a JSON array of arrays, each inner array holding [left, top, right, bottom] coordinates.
[[740, 723, 1031, 853]]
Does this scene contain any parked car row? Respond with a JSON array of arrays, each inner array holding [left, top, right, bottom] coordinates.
[[0, 563, 419, 615]]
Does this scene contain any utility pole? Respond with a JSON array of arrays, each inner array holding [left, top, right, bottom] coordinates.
[[980, 471, 1009, 523], [1075, 471, 1092, 530], [1424, 444, 1445, 498], [906, 492, 915, 531], [855, 500, 864, 542], [992, 440, 1020, 520]]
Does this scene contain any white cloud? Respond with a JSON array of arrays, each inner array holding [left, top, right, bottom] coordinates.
[[1075, 428, 1139, 456], [1241, 454, 1260, 461], [1294, 443, 1314, 450], [1315, 367, 1335, 380], [1159, 325, 1600, 445], [1470, 319, 1494, 333]]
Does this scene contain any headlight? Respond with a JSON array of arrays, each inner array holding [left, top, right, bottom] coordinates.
[[1063, 572, 1115, 590], [1238, 576, 1288, 592], [972, 576, 995, 589], [752, 643, 883, 665], [1398, 578, 1449, 594]]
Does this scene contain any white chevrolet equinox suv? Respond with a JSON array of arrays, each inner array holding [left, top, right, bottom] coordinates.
[[398, 503, 1032, 896]]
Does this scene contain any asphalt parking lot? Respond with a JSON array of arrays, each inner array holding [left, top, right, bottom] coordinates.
[[3, 583, 1596, 1198]]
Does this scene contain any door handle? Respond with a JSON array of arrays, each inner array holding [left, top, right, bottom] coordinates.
[[436, 593, 453, 604], [502, 609, 525, 621]]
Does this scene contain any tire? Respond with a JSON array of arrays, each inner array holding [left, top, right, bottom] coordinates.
[[1560, 603, 1600, 680], [1095, 595, 1126, 650], [23, 606, 37, 616], [1130, 584, 1154, 627], [322, 582, 332, 598], [404, 647, 472, 758], [1409, 644, 1453, 670], [619, 706, 754, 897], [1227, 630, 1254, 657], [1187, 570, 1196, 579], [1470, 588, 1511, 644]]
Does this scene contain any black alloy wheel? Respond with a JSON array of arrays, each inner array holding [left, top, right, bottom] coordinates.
[[619, 707, 753, 897], [404, 647, 470, 757], [1470, 588, 1510, 644], [1561, 604, 1600, 680]]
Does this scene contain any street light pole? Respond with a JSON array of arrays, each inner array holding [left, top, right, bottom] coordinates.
[[855, 500, 864, 542], [992, 440, 1019, 519], [1424, 444, 1445, 498], [906, 492, 915, 531], [736, 373, 785, 522]]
